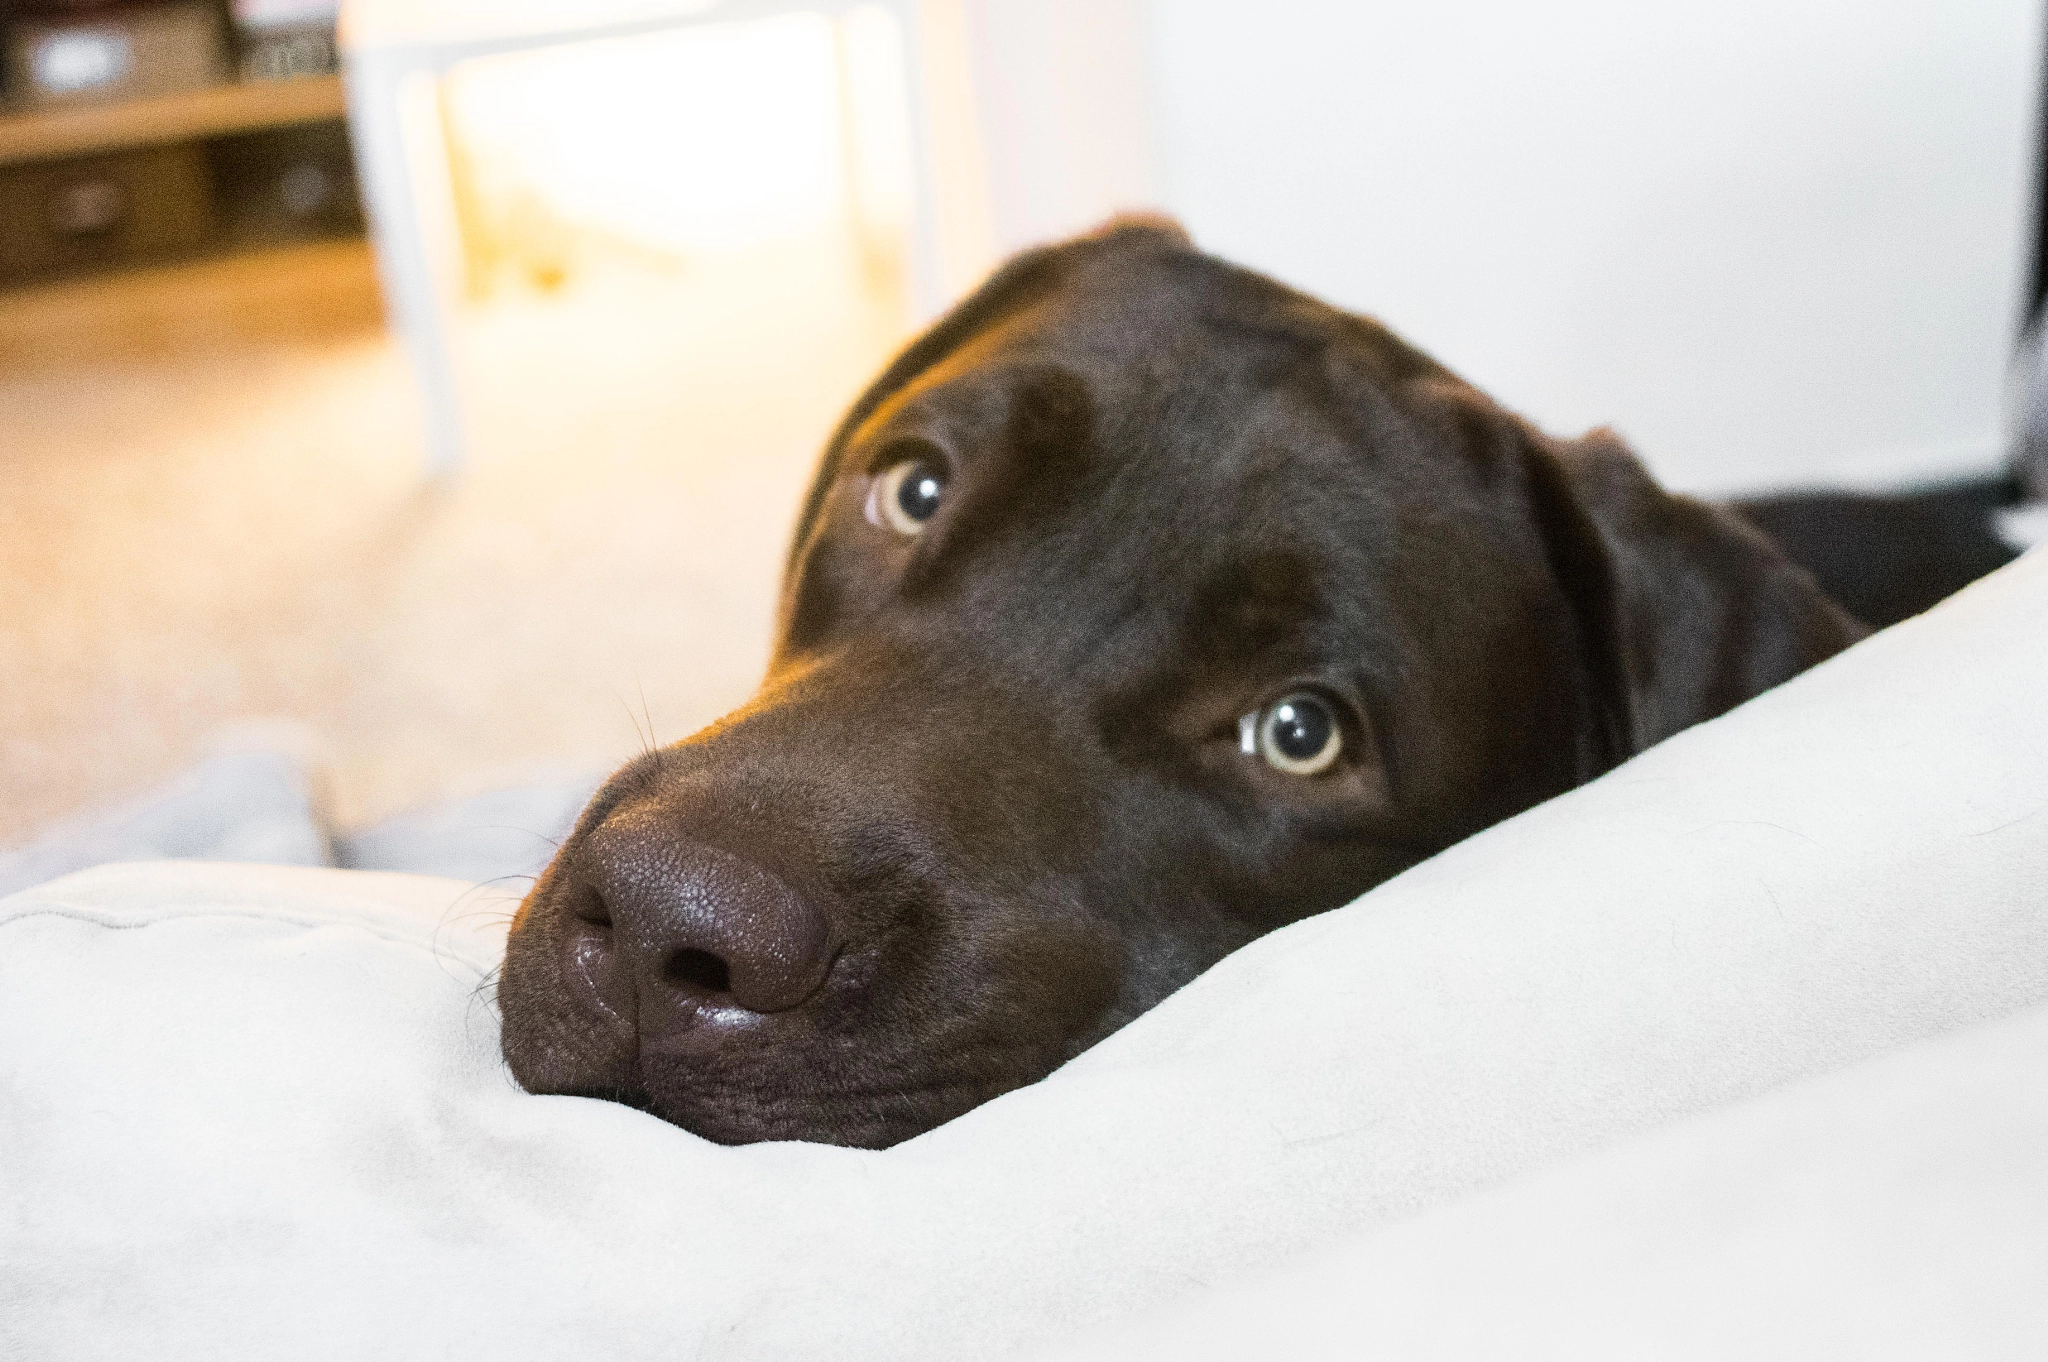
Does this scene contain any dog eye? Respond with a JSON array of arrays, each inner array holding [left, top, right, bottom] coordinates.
[[867, 458, 947, 536], [1240, 693, 1343, 776]]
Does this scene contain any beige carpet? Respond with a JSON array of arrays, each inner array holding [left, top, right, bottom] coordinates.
[[0, 232, 908, 847]]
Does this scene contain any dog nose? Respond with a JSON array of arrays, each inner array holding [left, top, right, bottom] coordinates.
[[577, 811, 833, 1020]]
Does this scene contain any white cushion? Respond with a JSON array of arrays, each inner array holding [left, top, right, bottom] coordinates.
[[3, 549, 2045, 1361], [1034, 1001, 2048, 1361]]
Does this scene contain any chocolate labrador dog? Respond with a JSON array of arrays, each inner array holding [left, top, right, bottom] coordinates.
[[499, 218, 1867, 1148]]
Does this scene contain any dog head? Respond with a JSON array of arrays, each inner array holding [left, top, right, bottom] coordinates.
[[498, 221, 1863, 1147]]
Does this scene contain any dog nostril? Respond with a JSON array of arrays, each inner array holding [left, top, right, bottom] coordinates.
[[572, 885, 613, 928], [664, 947, 733, 996]]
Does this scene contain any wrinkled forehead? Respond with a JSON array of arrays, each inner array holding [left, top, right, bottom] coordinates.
[[847, 254, 1394, 477], [790, 240, 1453, 575], [782, 240, 1501, 669], [851, 278, 1431, 626]]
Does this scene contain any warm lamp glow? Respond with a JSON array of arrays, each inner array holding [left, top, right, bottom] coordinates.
[[836, 4, 916, 278], [442, 8, 914, 294]]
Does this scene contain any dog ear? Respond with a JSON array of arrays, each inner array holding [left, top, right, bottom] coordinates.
[[1523, 427, 1868, 764]]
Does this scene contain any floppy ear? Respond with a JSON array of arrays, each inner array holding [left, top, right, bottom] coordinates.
[[1524, 428, 1869, 763]]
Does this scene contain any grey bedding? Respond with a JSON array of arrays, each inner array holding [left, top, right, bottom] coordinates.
[[0, 732, 596, 897]]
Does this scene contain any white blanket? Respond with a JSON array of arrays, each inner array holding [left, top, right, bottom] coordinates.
[[3, 548, 2045, 1361]]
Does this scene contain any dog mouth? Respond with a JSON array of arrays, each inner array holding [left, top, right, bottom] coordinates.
[[523, 1068, 977, 1150], [513, 1015, 1032, 1150], [631, 1065, 1017, 1148]]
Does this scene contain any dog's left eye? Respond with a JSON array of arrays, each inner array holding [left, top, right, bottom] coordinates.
[[1239, 693, 1344, 776], [867, 458, 947, 536]]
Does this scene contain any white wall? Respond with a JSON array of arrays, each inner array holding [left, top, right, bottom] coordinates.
[[956, 0, 1159, 256], [1141, 1, 2043, 494]]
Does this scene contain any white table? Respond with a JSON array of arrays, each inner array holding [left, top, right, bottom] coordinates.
[[339, 0, 945, 475]]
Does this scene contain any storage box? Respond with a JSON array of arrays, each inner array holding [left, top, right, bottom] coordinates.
[[234, 24, 336, 82], [0, 141, 214, 284], [4, 2, 229, 109], [230, 0, 339, 82], [207, 118, 360, 243]]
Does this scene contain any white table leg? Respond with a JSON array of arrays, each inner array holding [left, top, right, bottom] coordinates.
[[346, 52, 469, 477]]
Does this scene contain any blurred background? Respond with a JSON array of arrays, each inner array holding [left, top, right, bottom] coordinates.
[[0, 0, 2040, 860]]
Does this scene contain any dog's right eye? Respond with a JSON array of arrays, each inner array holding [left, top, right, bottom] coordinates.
[[1239, 692, 1344, 776], [867, 458, 947, 536]]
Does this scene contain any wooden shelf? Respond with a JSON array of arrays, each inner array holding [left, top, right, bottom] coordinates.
[[0, 76, 347, 169]]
